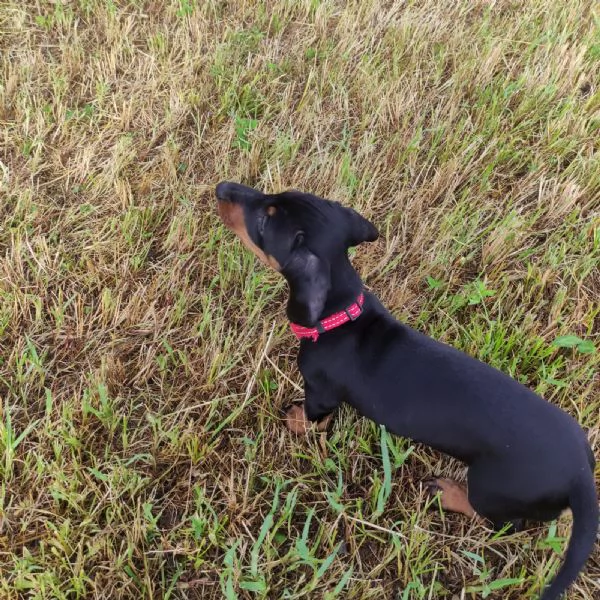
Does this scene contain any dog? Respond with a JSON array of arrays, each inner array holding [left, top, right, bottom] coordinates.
[[215, 181, 598, 600]]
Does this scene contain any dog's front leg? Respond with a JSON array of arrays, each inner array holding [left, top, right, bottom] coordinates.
[[283, 380, 341, 434]]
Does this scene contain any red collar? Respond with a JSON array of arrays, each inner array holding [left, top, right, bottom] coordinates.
[[290, 293, 365, 342]]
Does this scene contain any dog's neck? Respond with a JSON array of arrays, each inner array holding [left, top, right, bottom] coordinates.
[[319, 254, 364, 318]]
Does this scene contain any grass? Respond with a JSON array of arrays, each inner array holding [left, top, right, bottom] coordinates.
[[0, 0, 599, 598]]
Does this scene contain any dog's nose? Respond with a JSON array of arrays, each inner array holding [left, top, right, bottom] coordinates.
[[215, 181, 262, 203]]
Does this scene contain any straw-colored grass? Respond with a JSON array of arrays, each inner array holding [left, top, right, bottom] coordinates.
[[1, 1, 598, 598]]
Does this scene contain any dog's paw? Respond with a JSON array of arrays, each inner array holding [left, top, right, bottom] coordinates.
[[282, 403, 311, 434], [422, 477, 475, 518], [423, 478, 444, 508], [281, 402, 333, 434], [423, 477, 442, 495]]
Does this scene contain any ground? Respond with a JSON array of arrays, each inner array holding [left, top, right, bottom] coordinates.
[[0, 1, 599, 598]]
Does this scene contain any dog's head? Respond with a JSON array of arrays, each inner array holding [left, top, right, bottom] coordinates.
[[215, 181, 378, 326]]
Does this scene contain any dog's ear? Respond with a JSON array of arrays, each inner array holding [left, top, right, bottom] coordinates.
[[345, 207, 379, 248], [282, 246, 331, 327]]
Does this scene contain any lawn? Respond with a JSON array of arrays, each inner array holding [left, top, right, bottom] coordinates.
[[0, 1, 599, 598]]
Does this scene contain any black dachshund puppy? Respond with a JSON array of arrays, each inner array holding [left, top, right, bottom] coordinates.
[[215, 181, 598, 600]]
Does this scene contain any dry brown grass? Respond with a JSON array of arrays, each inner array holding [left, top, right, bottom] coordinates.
[[0, 1, 599, 598]]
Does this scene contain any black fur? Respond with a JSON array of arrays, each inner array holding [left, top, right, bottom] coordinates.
[[216, 181, 598, 600]]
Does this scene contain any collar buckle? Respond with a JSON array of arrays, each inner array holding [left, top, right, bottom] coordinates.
[[344, 306, 360, 321]]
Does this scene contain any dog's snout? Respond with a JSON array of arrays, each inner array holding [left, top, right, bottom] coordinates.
[[215, 181, 262, 203]]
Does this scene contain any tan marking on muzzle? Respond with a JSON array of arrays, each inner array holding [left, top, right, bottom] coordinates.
[[217, 201, 281, 270]]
